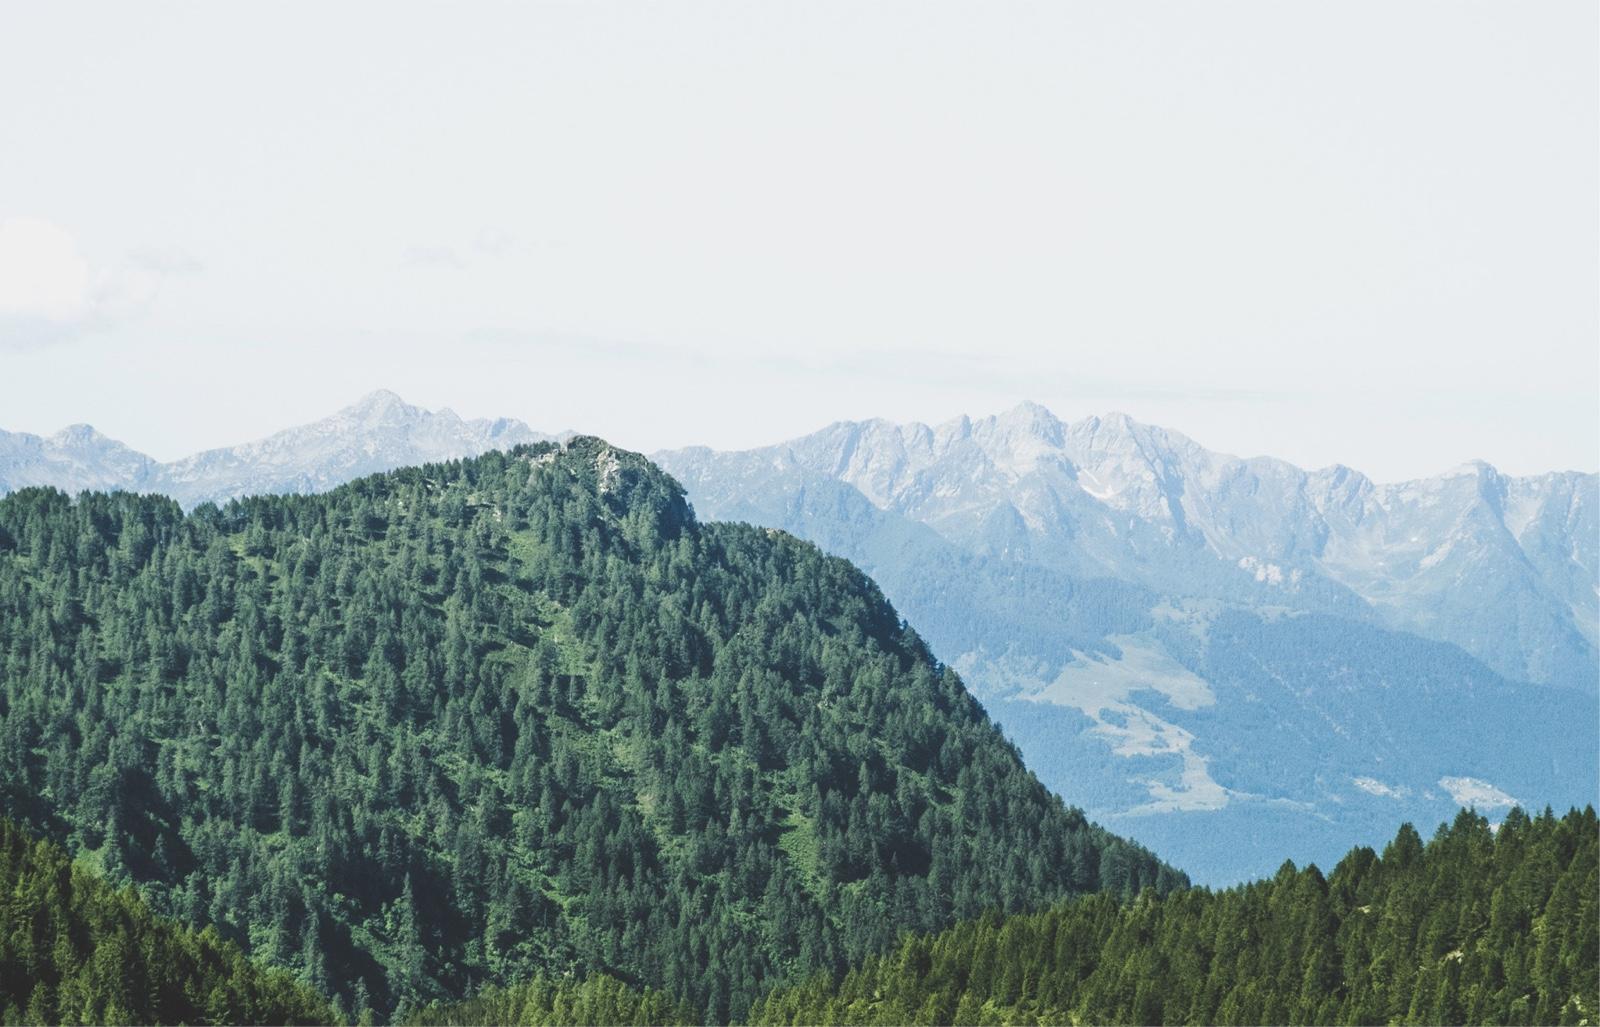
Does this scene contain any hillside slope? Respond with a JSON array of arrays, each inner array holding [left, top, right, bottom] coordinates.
[[749, 806, 1599, 1026], [0, 439, 1177, 1022]]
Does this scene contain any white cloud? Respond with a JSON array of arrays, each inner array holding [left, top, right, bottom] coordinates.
[[1438, 776, 1518, 810], [0, 217, 90, 322], [0, 218, 193, 349], [1352, 776, 1409, 800]]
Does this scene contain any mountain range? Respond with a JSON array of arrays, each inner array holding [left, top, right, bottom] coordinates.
[[0, 390, 556, 510], [662, 404, 1596, 688], [3, 391, 1594, 884]]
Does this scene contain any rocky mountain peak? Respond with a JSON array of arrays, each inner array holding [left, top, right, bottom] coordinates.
[[341, 388, 418, 427], [48, 423, 114, 448]]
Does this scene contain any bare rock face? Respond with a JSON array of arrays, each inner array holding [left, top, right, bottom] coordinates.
[[0, 422, 157, 495]]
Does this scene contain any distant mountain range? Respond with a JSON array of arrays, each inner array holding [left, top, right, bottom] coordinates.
[[661, 404, 1597, 688], [3, 392, 1595, 883], [0, 390, 556, 509]]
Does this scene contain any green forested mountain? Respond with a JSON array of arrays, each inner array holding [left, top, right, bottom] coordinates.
[[0, 439, 1177, 1022], [748, 807, 1599, 1026], [0, 816, 331, 1025]]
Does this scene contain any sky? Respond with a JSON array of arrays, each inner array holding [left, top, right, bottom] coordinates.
[[0, 2, 1595, 481]]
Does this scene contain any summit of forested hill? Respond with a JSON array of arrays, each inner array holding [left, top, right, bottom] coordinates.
[[0, 438, 1180, 1022]]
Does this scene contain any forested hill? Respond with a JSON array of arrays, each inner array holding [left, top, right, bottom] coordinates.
[[748, 807, 1599, 1026], [0, 438, 1179, 1023], [0, 817, 332, 1025]]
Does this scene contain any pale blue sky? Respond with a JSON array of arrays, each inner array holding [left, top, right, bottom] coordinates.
[[1, 2, 1595, 480]]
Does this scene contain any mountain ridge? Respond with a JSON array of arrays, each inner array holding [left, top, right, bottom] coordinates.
[[7, 392, 1592, 503], [658, 401, 1598, 688], [0, 389, 565, 510]]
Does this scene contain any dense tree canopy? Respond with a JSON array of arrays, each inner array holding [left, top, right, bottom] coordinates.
[[0, 817, 331, 1026], [0, 439, 1177, 1022], [748, 807, 1599, 1026], [403, 972, 692, 1027]]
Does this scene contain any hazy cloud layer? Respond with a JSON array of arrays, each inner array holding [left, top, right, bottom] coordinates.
[[0, 4, 1592, 476], [0, 217, 201, 350]]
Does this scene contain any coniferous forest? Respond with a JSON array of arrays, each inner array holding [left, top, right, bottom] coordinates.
[[0, 440, 1174, 1023], [405, 807, 1599, 1026], [0, 817, 331, 1025], [746, 807, 1598, 1026], [0, 440, 1593, 1026]]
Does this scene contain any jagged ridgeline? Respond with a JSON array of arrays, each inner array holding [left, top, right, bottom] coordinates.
[[0, 438, 1180, 1022], [0, 817, 331, 1025]]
